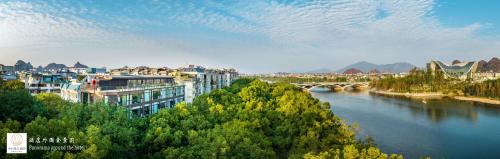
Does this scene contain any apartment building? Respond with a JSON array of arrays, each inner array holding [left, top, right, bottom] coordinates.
[[20, 73, 66, 94], [110, 65, 239, 103], [78, 75, 185, 117], [176, 65, 239, 103]]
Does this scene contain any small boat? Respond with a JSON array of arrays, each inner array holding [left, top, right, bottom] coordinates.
[[422, 100, 427, 104]]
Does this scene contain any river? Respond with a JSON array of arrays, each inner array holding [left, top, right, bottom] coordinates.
[[310, 91, 500, 159]]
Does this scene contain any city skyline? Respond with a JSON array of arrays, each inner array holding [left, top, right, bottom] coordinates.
[[1, 0, 500, 73]]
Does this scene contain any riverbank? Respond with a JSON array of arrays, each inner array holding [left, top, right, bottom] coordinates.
[[453, 96, 500, 105], [370, 90, 500, 105], [369, 90, 445, 99]]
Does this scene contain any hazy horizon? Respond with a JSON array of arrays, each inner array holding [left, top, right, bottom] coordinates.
[[1, 0, 500, 73]]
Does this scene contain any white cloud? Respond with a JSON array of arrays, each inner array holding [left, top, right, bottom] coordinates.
[[0, 0, 498, 73], [0, 1, 112, 47]]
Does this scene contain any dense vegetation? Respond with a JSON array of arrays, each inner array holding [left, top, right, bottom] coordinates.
[[1, 78, 401, 159], [370, 69, 459, 93], [371, 69, 500, 99], [464, 79, 500, 99]]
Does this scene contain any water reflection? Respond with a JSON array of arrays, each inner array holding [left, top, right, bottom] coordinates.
[[361, 91, 500, 123], [311, 91, 500, 159]]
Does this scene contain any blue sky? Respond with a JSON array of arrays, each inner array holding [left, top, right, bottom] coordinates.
[[0, 0, 499, 73]]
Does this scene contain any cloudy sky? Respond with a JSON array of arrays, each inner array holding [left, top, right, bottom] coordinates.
[[0, 0, 499, 73]]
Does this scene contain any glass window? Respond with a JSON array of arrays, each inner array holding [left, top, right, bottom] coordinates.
[[167, 88, 173, 97], [120, 95, 128, 106], [132, 93, 142, 104], [153, 89, 161, 100], [153, 103, 158, 114], [160, 88, 167, 98], [144, 90, 151, 102]]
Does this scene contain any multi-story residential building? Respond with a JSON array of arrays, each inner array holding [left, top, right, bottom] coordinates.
[[110, 65, 239, 103], [20, 73, 66, 94], [0, 64, 15, 75], [78, 75, 185, 117], [0, 64, 17, 81], [176, 65, 239, 103], [86, 67, 107, 75], [67, 67, 88, 75], [60, 82, 81, 103]]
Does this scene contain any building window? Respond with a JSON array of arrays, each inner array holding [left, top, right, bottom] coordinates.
[[144, 90, 151, 102], [144, 104, 150, 115], [153, 89, 161, 100], [120, 95, 128, 106], [132, 93, 142, 104]]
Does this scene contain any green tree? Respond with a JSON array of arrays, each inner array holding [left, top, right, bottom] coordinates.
[[0, 80, 25, 91], [36, 93, 67, 118], [0, 90, 41, 124]]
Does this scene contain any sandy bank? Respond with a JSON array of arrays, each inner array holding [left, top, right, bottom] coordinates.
[[369, 90, 444, 99], [370, 90, 500, 105], [453, 96, 500, 105]]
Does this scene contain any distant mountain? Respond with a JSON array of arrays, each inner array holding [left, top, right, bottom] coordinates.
[[452, 60, 465, 65], [36, 65, 44, 72], [475, 57, 499, 72], [336, 61, 416, 73], [486, 57, 500, 72], [45, 63, 67, 70], [14, 60, 34, 71], [343, 68, 363, 74], [73, 61, 88, 68]]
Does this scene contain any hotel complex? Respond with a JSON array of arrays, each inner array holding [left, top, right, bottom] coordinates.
[[77, 75, 185, 117], [7, 64, 242, 117]]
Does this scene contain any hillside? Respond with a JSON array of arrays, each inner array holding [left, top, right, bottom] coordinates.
[[336, 61, 416, 73]]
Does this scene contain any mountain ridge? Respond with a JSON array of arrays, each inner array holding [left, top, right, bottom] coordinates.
[[336, 61, 416, 73]]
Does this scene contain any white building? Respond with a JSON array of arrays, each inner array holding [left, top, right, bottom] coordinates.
[[21, 73, 66, 94]]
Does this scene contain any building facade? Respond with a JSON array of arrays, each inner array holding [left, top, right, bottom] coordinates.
[[110, 65, 239, 103], [176, 65, 239, 103], [0, 64, 15, 75], [79, 75, 185, 117], [20, 73, 66, 94]]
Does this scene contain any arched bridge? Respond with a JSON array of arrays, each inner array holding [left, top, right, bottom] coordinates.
[[293, 82, 370, 92]]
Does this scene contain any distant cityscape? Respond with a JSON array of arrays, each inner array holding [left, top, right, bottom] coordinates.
[[251, 57, 499, 83]]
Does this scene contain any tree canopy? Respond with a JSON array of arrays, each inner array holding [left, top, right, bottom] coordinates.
[[0, 78, 400, 159]]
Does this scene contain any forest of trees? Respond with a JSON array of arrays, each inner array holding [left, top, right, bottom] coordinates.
[[0, 78, 402, 159], [370, 69, 458, 93], [464, 79, 500, 99], [371, 69, 499, 99]]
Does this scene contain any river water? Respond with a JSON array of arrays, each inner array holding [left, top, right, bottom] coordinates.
[[310, 91, 500, 159]]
